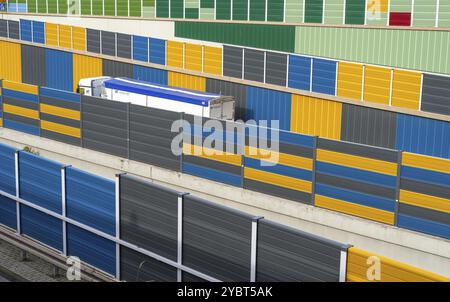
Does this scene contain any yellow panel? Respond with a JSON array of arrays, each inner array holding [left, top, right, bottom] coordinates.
[[2, 81, 38, 95], [367, 0, 389, 13], [315, 194, 395, 224], [58, 24, 72, 49], [203, 46, 222, 76], [0, 41, 22, 82], [337, 62, 363, 100], [167, 41, 184, 69], [168, 72, 206, 91], [40, 104, 80, 121], [316, 149, 397, 176], [184, 43, 203, 72], [245, 146, 313, 170], [72, 26, 86, 51], [347, 247, 449, 282], [402, 152, 450, 174], [3, 104, 39, 120], [73, 54, 103, 92], [291, 94, 342, 140], [363, 65, 391, 105], [391, 70, 422, 110], [399, 190, 450, 214], [0, 118, 3, 127], [40, 120, 81, 138], [244, 167, 312, 193], [183, 144, 242, 166], [45, 23, 59, 46]]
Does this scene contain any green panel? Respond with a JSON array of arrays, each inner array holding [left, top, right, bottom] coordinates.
[[200, 7, 215, 19], [47, 0, 58, 13], [92, 0, 104, 15], [267, 0, 284, 22], [37, 0, 47, 13], [171, 0, 184, 18], [58, 0, 68, 14], [285, 0, 303, 22], [104, 0, 116, 16], [130, 0, 142, 16], [345, 0, 365, 25], [250, 0, 266, 21], [81, 0, 91, 15], [201, 0, 214, 8], [175, 22, 296, 52], [413, 0, 437, 27], [439, 0, 450, 27], [324, 0, 344, 24], [304, 0, 323, 23], [157, 0, 169, 17], [390, 0, 412, 12], [216, 0, 231, 20], [143, 0, 155, 17], [117, 0, 128, 16], [185, 8, 199, 18], [27, 0, 37, 13], [233, 0, 248, 21]]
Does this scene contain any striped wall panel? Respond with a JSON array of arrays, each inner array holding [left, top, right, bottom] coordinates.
[[0, 195, 17, 231], [0, 143, 17, 230]]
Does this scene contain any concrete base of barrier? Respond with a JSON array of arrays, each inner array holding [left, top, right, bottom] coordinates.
[[0, 127, 449, 278]]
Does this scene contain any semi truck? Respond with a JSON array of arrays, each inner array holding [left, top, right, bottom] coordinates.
[[78, 77, 235, 120]]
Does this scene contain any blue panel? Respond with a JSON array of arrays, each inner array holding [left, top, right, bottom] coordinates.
[[32, 21, 45, 44], [17, 3, 27, 12], [3, 120, 40, 136], [2, 89, 39, 103], [398, 214, 450, 239], [20, 19, 32, 42], [7, 4, 18, 12], [279, 130, 315, 148], [67, 224, 116, 275], [66, 167, 115, 236], [149, 38, 166, 65], [182, 162, 242, 187], [132, 65, 168, 85], [288, 55, 311, 91], [39, 87, 80, 103], [45, 49, 73, 92], [0, 143, 17, 195], [315, 183, 395, 212], [21, 205, 63, 251], [312, 58, 336, 95], [19, 152, 63, 214], [244, 157, 312, 181], [401, 166, 450, 188], [0, 195, 17, 230], [132, 35, 149, 62], [396, 114, 450, 159], [246, 86, 291, 131]]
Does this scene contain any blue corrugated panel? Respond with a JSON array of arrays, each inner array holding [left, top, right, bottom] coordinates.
[[246, 86, 291, 131], [279, 129, 315, 148], [32, 21, 45, 44], [0, 143, 16, 195], [20, 19, 32, 42], [149, 38, 166, 65], [66, 167, 115, 236], [45, 49, 73, 92], [133, 65, 168, 85], [0, 196, 17, 230], [21, 205, 63, 251], [133, 35, 149, 62], [401, 166, 450, 188], [288, 55, 311, 91], [3, 120, 40, 136], [39, 87, 80, 103], [312, 58, 336, 95], [19, 152, 63, 214], [2, 89, 39, 103], [182, 162, 242, 187], [7, 3, 17, 12], [245, 157, 312, 181], [67, 224, 116, 276], [17, 3, 27, 12], [396, 114, 450, 159], [398, 214, 450, 239]]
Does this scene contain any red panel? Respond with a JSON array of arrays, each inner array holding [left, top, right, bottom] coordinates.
[[389, 12, 412, 26]]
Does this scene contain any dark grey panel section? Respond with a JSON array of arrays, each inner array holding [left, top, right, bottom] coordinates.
[[120, 246, 177, 282], [243, 49, 264, 82], [206, 78, 247, 121], [8, 20, 19, 39], [86, 29, 101, 54], [120, 175, 178, 261], [421, 74, 450, 116], [3, 113, 39, 127], [316, 173, 396, 200], [400, 178, 450, 200], [244, 178, 312, 204], [3, 97, 39, 110], [102, 59, 133, 78], [341, 104, 397, 149], [101, 31, 116, 57], [317, 137, 398, 162], [182, 155, 241, 175], [0, 20, 7, 37], [81, 95, 128, 158], [40, 113, 80, 128], [223, 45, 243, 79], [39, 96, 80, 110], [183, 195, 253, 281], [116, 33, 132, 59], [41, 129, 81, 146], [129, 105, 181, 171], [278, 141, 313, 158], [265, 52, 287, 86], [399, 202, 450, 225], [21, 45, 46, 87], [257, 219, 343, 281], [182, 272, 207, 282]]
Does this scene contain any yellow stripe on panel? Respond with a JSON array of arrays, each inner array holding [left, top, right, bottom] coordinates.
[[3, 104, 39, 120], [391, 70, 422, 110], [40, 104, 80, 121], [58, 25, 72, 49], [184, 43, 203, 72], [0, 118, 3, 127], [40, 120, 81, 138], [337, 62, 363, 100], [168, 72, 206, 91], [363, 65, 391, 105], [245, 146, 313, 170], [2, 81, 38, 95], [203, 46, 222, 76], [167, 41, 184, 69], [183, 144, 242, 166], [402, 152, 450, 174], [399, 190, 450, 214], [0, 41, 22, 83], [73, 54, 103, 92], [72, 26, 86, 51], [244, 168, 312, 193], [45, 23, 59, 46]]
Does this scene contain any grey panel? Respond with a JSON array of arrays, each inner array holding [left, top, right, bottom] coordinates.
[[21, 45, 46, 87], [0, 20, 7, 37], [183, 195, 253, 281], [421, 74, 450, 116], [182, 155, 242, 175], [120, 175, 178, 261], [116, 33, 132, 59], [399, 203, 450, 225], [265, 52, 287, 86], [120, 246, 177, 282], [182, 272, 207, 282], [3, 113, 39, 127], [3, 97, 39, 110], [317, 137, 398, 162], [244, 178, 312, 204], [223, 45, 243, 79], [102, 59, 133, 78], [244, 49, 264, 82], [39, 96, 80, 110], [8, 20, 19, 40], [81, 95, 128, 158], [205, 78, 247, 121], [40, 113, 80, 128], [101, 31, 116, 57], [400, 178, 450, 200], [41, 129, 81, 146], [278, 141, 314, 158], [340, 104, 397, 149], [257, 219, 343, 282], [86, 29, 101, 54]]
